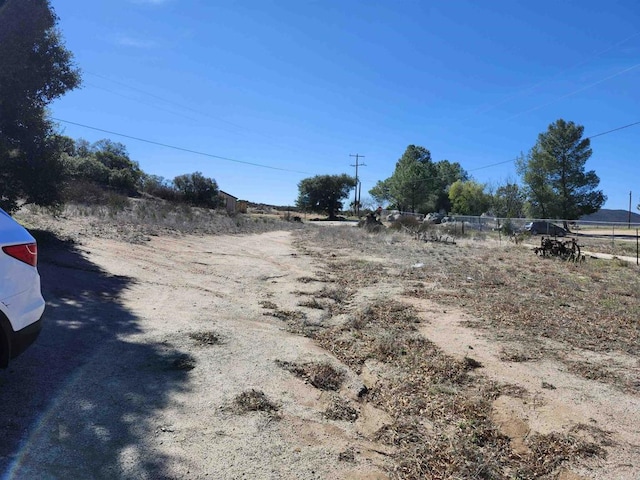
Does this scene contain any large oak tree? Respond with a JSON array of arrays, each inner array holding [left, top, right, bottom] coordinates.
[[296, 174, 356, 219], [0, 0, 81, 212]]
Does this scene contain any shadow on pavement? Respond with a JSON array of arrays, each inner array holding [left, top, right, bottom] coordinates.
[[0, 230, 192, 478]]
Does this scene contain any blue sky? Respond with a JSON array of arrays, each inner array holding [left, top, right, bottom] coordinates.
[[49, 0, 639, 211]]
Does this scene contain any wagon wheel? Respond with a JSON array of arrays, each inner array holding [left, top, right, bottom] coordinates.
[[573, 242, 581, 262], [565, 239, 581, 262]]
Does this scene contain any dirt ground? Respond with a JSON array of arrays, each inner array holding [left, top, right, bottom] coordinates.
[[1, 221, 638, 479]]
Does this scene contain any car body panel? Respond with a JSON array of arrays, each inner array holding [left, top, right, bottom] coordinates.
[[0, 208, 45, 363]]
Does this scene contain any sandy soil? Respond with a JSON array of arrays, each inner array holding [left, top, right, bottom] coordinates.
[[1, 227, 638, 479]]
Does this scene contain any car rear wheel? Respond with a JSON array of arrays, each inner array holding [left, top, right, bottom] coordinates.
[[0, 313, 12, 368]]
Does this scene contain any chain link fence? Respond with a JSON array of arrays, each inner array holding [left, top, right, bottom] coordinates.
[[380, 210, 640, 264]]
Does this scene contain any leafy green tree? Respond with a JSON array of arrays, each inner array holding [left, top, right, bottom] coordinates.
[[433, 160, 469, 212], [296, 174, 356, 219], [448, 180, 491, 215], [64, 138, 143, 194], [92, 140, 143, 193], [492, 181, 525, 218], [0, 0, 81, 212], [67, 156, 111, 185], [371, 145, 438, 213], [173, 172, 219, 208], [369, 178, 391, 206], [141, 174, 178, 201], [516, 119, 605, 219]]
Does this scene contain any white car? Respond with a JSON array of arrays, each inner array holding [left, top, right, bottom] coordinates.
[[0, 208, 45, 367]]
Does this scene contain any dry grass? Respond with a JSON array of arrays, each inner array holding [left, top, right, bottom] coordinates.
[[323, 394, 359, 421], [233, 389, 279, 414], [18, 199, 302, 243], [188, 330, 222, 346], [275, 360, 345, 391], [293, 226, 621, 479], [297, 297, 325, 310]]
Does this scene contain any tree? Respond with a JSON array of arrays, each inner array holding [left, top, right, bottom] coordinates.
[[173, 172, 219, 208], [92, 140, 143, 193], [433, 160, 469, 212], [296, 174, 356, 219], [371, 145, 438, 213], [141, 174, 179, 201], [63, 138, 143, 195], [0, 0, 81, 212], [492, 181, 525, 218], [369, 178, 392, 206], [448, 180, 491, 215], [516, 119, 606, 220]]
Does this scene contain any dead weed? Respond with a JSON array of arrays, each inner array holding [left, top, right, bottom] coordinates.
[[275, 360, 345, 391], [293, 227, 615, 478], [188, 330, 222, 346], [233, 389, 279, 414]]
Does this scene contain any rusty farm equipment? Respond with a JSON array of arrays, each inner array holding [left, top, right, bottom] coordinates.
[[533, 236, 583, 262]]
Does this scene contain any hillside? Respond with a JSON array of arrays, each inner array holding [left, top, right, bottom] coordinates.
[[580, 208, 640, 224]]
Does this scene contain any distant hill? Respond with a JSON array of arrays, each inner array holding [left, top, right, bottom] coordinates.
[[580, 209, 640, 224]]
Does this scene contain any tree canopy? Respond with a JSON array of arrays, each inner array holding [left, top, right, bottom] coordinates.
[[389, 145, 436, 213], [0, 0, 81, 212], [433, 160, 469, 212], [448, 180, 491, 215], [296, 174, 356, 219], [516, 119, 605, 220], [491, 181, 525, 218], [64, 139, 143, 195], [173, 172, 220, 208], [370, 146, 468, 214]]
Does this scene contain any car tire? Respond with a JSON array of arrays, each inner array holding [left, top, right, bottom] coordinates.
[[531, 229, 538, 235], [0, 312, 12, 368]]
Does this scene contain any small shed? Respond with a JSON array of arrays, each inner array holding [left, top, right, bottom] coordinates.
[[218, 190, 238, 214]]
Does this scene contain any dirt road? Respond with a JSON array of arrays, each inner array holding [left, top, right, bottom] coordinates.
[[1, 227, 638, 479], [1, 231, 390, 479]]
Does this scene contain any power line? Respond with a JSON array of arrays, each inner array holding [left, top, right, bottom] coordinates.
[[500, 62, 640, 123], [466, 119, 640, 173], [587, 120, 640, 140], [52, 117, 312, 174], [83, 71, 318, 157], [85, 82, 205, 123], [85, 71, 249, 131], [360, 120, 640, 188], [465, 31, 640, 120]]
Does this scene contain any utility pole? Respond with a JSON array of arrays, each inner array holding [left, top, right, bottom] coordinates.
[[350, 154, 365, 216], [629, 191, 632, 228]]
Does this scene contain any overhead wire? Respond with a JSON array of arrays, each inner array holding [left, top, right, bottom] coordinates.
[[465, 31, 640, 119], [85, 72, 246, 130], [79, 29, 640, 182], [52, 117, 312, 175], [69, 30, 640, 188], [84, 82, 205, 123], [358, 119, 640, 190], [83, 71, 322, 158], [499, 62, 640, 123]]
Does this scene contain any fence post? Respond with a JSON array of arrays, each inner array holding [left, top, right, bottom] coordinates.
[[612, 224, 615, 253]]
